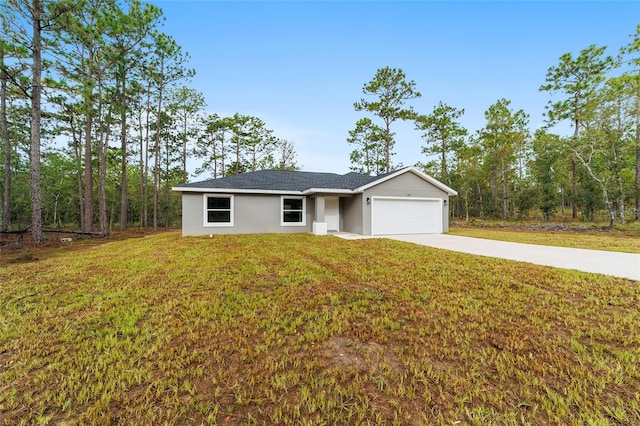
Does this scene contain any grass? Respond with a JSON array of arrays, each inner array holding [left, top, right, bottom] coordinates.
[[1, 232, 639, 425], [449, 224, 640, 254]]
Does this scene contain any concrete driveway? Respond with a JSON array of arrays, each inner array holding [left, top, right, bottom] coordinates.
[[386, 234, 640, 281]]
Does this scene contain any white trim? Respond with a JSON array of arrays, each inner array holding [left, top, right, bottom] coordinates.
[[372, 196, 442, 202], [176, 187, 303, 195], [281, 195, 307, 227], [356, 167, 458, 196], [203, 194, 234, 227], [302, 188, 355, 195]]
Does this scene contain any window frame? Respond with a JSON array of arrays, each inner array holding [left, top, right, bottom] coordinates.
[[281, 196, 306, 227], [203, 194, 234, 227]]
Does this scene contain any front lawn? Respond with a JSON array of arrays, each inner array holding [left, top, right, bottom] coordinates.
[[1, 233, 638, 425]]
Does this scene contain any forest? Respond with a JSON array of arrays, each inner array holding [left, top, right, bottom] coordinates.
[[349, 38, 639, 229], [0, 0, 638, 244]]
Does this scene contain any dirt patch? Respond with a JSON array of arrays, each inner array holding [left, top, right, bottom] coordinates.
[[0, 228, 174, 266], [322, 336, 402, 374]]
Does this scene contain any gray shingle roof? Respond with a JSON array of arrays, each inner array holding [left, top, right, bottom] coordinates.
[[174, 169, 399, 192]]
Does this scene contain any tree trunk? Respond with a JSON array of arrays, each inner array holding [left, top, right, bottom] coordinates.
[[464, 188, 469, 222], [441, 145, 447, 185], [501, 159, 508, 220], [142, 90, 151, 228], [29, 0, 45, 243], [119, 66, 128, 231], [73, 120, 84, 230], [477, 181, 484, 219], [252, 147, 256, 172], [153, 130, 159, 230], [164, 137, 170, 228], [614, 98, 625, 225], [490, 173, 499, 212], [212, 135, 218, 179], [83, 110, 93, 232], [571, 119, 579, 219], [138, 107, 144, 227], [221, 133, 225, 179], [235, 138, 240, 174], [635, 88, 640, 220], [153, 60, 164, 231], [182, 115, 187, 182], [83, 52, 95, 233], [1, 59, 11, 232], [384, 119, 391, 173], [576, 151, 615, 229], [98, 111, 109, 235]]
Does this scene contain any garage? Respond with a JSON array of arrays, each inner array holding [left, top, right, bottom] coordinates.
[[371, 197, 442, 235]]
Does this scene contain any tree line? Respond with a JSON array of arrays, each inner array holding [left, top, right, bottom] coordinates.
[[2, 1, 637, 242], [349, 27, 640, 228], [0, 0, 298, 242]]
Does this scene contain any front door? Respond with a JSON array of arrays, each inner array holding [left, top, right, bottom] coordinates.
[[325, 197, 339, 232]]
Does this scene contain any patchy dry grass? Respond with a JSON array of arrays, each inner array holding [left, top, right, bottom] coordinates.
[[1, 232, 639, 425], [450, 225, 640, 254]]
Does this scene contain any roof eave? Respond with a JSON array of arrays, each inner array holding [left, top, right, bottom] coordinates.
[[302, 188, 357, 195], [173, 186, 361, 196], [172, 187, 304, 195]]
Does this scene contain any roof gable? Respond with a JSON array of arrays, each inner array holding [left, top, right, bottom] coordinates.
[[355, 167, 458, 196]]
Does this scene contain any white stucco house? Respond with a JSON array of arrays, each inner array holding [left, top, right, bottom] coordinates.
[[172, 166, 457, 237]]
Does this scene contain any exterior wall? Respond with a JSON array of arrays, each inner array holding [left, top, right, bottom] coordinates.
[[361, 171, 451, 235], [181, 193, 314, 236], [179, 170, 454, 236], [342, 194, 363, 235]]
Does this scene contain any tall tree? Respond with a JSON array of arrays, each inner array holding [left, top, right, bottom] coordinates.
[[531, 130, 565, 221], [148, 32, 194, 230], [575, 80, 634, 228], [452, 143, 483, 220], [167, 85, 205, 183], [2, 0, 72, 241], [540, 44, 613, 219], [28, 0, 45, 241], [0, 37, 28, 231], [224, 113, 272, 175], [57, 0, 115, 233], [346, 117, 385, 175], [194, 113, 229, 179], [354, 67, 421, 172], [477, 99, 530, 220], [245, 118, 276, 172], [131, 71, 153, 227], [619, 25, 640, 220], [50, 94, 85, 229], [415, 102, 467, 185], [273, 139, 299, 171], [0, 46, 10, 232], [108, 0, 162, 231]]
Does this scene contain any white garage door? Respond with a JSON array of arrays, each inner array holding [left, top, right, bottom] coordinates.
[[371, 197, 442, 235]]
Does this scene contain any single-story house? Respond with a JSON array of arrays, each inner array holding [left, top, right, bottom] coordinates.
[[172, 166, 457, 237]]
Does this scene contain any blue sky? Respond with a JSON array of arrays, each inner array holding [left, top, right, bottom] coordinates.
[[149, 1, 639, 174]]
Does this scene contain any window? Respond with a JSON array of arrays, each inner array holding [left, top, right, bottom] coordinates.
[[281, 196, 306, 226], [204, 195, 233, 227]]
